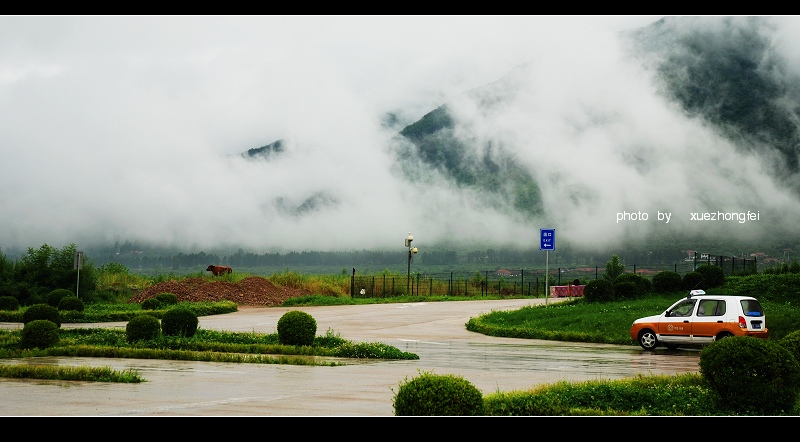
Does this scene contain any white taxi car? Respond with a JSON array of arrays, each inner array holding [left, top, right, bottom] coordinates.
[[630, 290, 768, 350]]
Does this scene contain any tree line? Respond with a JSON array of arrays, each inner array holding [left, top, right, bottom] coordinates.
[[92, 245, 694, 271], [0, 244, 97, 306]]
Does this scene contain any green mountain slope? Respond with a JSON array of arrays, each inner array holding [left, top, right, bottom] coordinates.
[[626, 16, 800, 185], [392, 101, 543, 220]]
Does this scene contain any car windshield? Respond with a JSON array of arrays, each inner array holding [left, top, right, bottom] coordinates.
[[668, 299, 696, 317], [740, 299, 764, 317]]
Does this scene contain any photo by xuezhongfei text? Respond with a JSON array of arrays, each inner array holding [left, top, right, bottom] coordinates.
[[688, 211, 760, 223]]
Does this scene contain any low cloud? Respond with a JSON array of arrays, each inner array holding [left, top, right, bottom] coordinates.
[[1, 15, 794, 256]]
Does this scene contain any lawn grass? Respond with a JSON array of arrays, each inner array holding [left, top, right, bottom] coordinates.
[[0, 300, 238, 323], [483, 373, 719, 416], [466, 293, 800, 345], [0, 363, 143, 383]]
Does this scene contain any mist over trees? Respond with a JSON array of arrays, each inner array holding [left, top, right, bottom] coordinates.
[[75, 241, 734, 275]]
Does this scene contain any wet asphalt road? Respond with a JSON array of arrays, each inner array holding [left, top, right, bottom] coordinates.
[[0, 298, 700, 416]]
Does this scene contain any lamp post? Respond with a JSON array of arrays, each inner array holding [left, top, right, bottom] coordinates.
[[405, 232, 418, 295]]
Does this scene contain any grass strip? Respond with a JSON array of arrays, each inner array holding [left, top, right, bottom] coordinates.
[[41, 345, 344, 366], [0, 363, 144, 383]]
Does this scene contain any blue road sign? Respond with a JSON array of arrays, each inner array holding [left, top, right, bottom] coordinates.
[[540, 228, 555, 250]]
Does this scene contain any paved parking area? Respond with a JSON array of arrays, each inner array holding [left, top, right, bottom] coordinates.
[[0, 299, 700, 416]]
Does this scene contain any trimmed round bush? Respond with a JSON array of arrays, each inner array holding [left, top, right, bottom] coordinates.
[[161, 307, 199, 337], [277, 310, 317, 346], [652, 271, 682, 293], [22, 303, 61, 327], [699, 336, 800, 415], [46, 289, 74, 307], [695, 264, 725, 288], [583, 279, 614, 303], [612, 281, 637, 300], [613, 273, 650, 299], [0, 296, 19, 311], [681, 271, 703, 291], [780, 330, 800, 363], [393, 372, 485, 416], [155, 292, 178, 305], [20, 319, 60, 349], [140, 298, 163, 311], [57, 296, 84, 312], [126, 314, 162, 343]]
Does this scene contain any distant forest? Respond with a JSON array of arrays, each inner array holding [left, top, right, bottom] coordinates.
[[84, 240, 769, 276]]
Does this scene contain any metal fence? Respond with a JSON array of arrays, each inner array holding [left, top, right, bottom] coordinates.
[[349, 253, 758, 298], [350, 271, 541, 298]]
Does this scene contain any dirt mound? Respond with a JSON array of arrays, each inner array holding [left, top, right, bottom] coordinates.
[[128, 276, 313, 306]]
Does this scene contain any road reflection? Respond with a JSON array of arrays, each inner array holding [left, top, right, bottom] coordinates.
[[393, 338, 700, 381]]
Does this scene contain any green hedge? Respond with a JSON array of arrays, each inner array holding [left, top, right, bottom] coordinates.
[[699, 336, 800, 415], [394, 372, 484, 416]]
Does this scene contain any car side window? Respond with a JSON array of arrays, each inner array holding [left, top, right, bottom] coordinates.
[[698, 300, 723, 317]]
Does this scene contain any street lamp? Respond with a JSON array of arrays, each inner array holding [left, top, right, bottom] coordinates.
[[406, 232, 418, 295]]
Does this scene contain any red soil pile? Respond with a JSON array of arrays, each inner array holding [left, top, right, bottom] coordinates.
[[128, 276, 312, 306]]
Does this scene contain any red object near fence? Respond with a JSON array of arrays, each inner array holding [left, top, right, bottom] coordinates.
[[549, 284, 585, 297]]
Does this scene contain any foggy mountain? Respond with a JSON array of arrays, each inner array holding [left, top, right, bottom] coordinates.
[[239, 16, 800, 257], [629, 17, 800, 191]]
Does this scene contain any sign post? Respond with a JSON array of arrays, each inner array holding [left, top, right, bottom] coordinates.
[[540, 229, 555, 306], [74, 251, 83, 298]]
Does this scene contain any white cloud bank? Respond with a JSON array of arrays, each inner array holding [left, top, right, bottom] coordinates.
[[2, 15, 795, 255]]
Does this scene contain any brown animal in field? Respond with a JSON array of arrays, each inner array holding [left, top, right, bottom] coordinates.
[[206, 265, 233, 276]]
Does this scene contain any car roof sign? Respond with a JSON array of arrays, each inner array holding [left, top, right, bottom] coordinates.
[[689, 289, 705, 297]]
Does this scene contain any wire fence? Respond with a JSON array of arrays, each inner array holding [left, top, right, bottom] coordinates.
[[349, 253, 757, 298]]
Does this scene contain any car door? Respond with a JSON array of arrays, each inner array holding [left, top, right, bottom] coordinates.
[[691, 298, 724, 344], [657, 298, 696, 344]]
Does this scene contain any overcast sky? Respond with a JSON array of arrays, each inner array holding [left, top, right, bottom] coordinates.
[[3, 15, 796, 256]]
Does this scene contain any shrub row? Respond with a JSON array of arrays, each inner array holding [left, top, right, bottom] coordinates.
[[139, 292, 180, 311], [584, 264, 726, 303], [125, 306, 199, 342], [125, 308, 315, 347]]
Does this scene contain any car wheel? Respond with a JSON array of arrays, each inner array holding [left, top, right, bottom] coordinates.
[[638, 330, 658, 350], [715, 332, 733, 342]]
